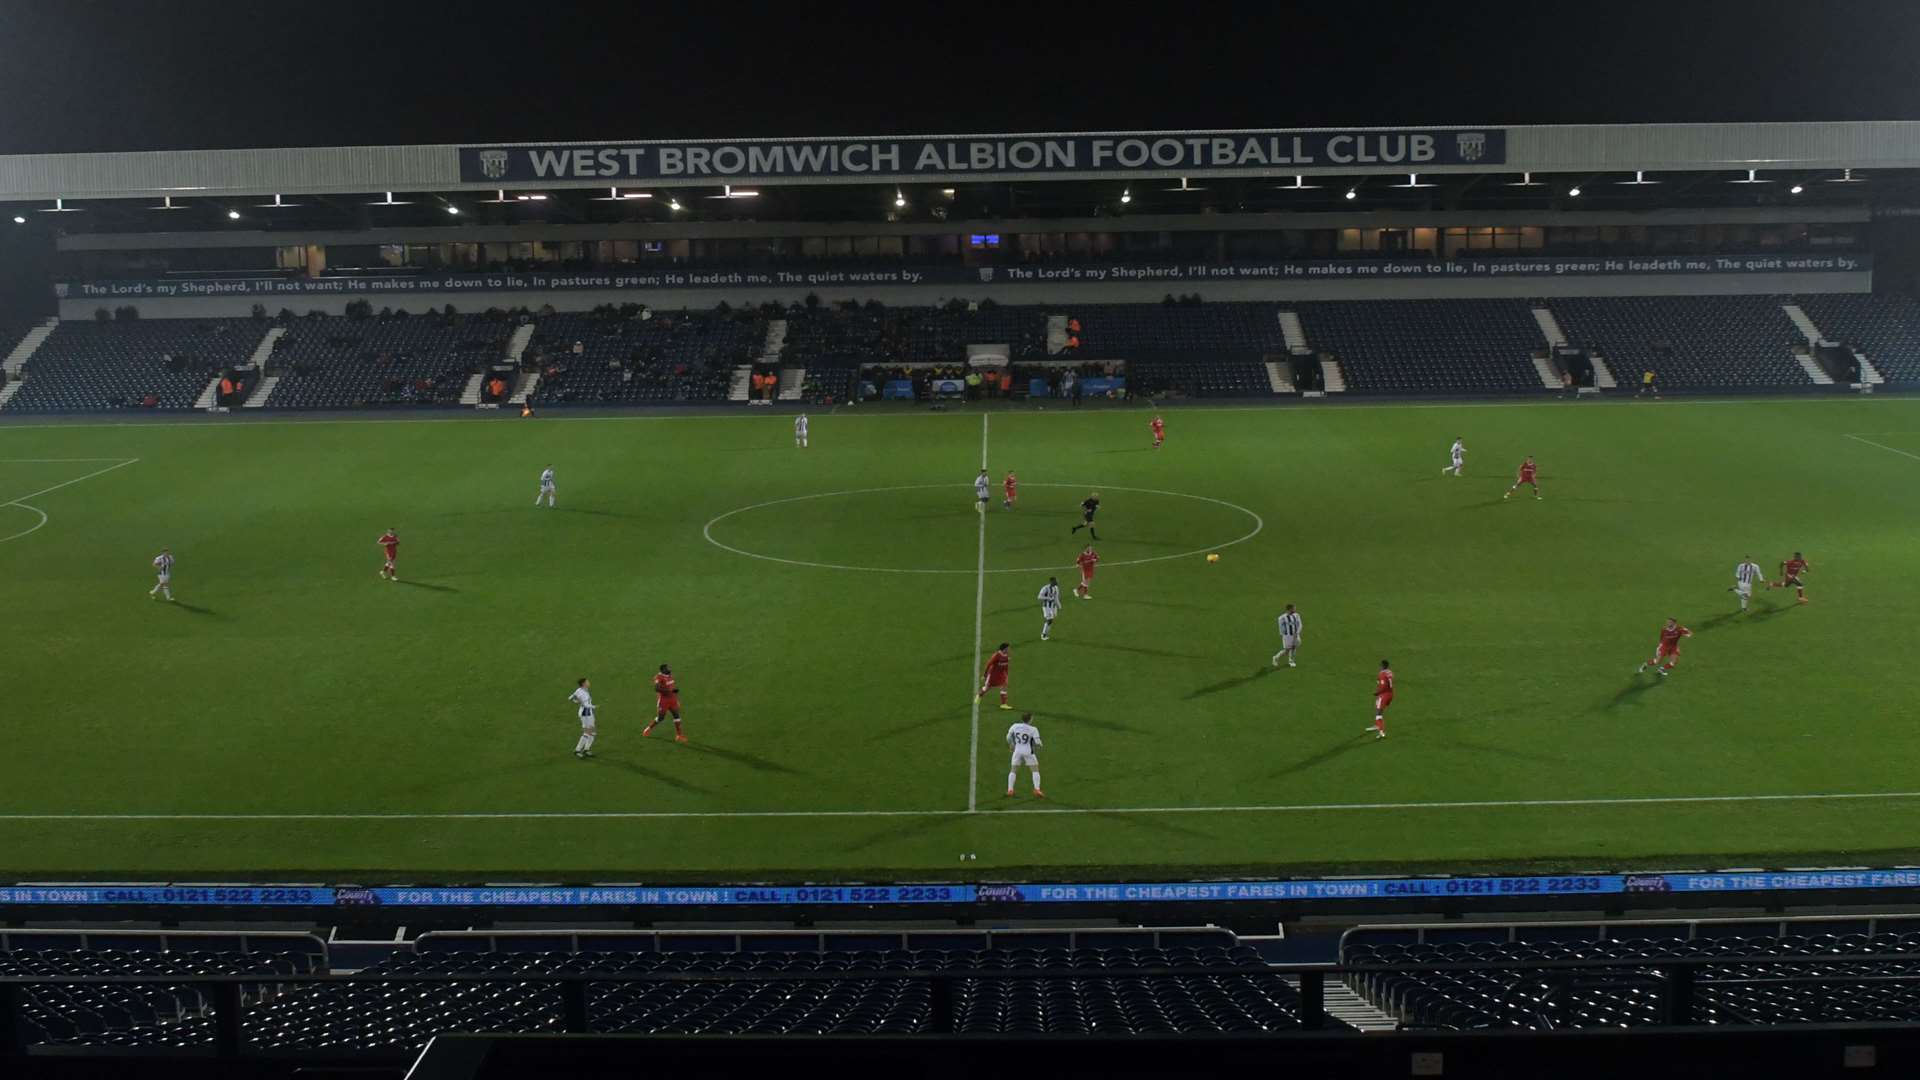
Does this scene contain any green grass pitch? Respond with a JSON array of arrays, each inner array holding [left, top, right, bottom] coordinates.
[[2, 398, 1918, 883]]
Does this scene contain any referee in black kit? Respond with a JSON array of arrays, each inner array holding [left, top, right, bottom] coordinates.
[[1069, 492, 1100, 541]]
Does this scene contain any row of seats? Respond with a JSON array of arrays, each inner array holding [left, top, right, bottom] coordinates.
[[1796, 292, 1920, 383], [1300, 299, 1547, 394], [6, 319, 258, 412], [1552, 295, 1808, 389], [266, 315, 507, 408], [11, 939, 1295, 1050], [527, 310, 765, 404], [1126, 351, 1272, 397], [1344, 926, 1920, 1029]]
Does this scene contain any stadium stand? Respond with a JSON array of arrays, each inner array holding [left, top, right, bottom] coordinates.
[[1342, 916, 1920, 1030], [5, 928, 1330, 1052], [1123, 350, 1272, 397], [3, 319, 259, 412], [1549, 296, 1811, 390], [1295, 299, 1548, 394], [1795, 292, 1920, 385], [526, 309, 763, 405], [265, 314, 506, 408]]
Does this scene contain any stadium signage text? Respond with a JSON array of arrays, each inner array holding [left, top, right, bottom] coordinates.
[[458, 130, 1508, 183], [61, 253, 1869, 301], [6, 869, 1920, 908]]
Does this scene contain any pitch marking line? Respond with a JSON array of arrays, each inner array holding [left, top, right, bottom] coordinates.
[[5, 790, 1920, 822], [1843, 433, 1920, 463], [968, 414, 988, 813], [702, 482, 1262, 575], [0, 457, 139, 544]]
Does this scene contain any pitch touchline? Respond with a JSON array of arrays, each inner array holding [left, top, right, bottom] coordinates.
[[6, 791, 1920, 822]]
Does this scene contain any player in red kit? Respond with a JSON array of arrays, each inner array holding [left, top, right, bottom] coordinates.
[[978, 643, 1012, 710], [1073, 545, 1099, 599], [642, 663, 686, 741], [1002, 471, 1018, 509], [1369, 661, 1394, 739], [1772, 551, 1811, 604], [376, 528, 399, 580], [1503, 456, 1541, 500], [1637, 618, 1692, 676], [1150, 414, 1165, 449]]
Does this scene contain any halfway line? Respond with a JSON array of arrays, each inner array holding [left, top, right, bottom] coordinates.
[[5, 790, 1920, 822], [967, 414, 989, 812]]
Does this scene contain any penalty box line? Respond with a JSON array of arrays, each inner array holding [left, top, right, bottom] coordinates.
[[6, 790, 1920, 822]]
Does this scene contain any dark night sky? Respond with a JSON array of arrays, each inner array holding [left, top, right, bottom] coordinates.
[[2, 0, 1919, 154]]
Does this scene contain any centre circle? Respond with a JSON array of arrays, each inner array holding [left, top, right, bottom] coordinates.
[[702, 483, 1263, 574]]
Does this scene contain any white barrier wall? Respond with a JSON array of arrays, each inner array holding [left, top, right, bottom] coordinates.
[[56, 272, 1870, 321]]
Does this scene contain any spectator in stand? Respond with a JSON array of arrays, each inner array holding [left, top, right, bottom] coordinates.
[[999, 370, 1012, 397]]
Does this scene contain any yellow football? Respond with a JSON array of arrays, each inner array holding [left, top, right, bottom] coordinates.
[[1206, 553, 1220, 564]]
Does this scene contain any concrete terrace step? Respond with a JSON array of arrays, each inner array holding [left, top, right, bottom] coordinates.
[[1263, 360, 1294, 394], [3, 318, 58, 375], [242, 375, 280, 407], [458, 372, 487, 406]]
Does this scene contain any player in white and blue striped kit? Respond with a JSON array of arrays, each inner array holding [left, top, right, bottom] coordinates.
[[1038, 577, 1062, 641], [569, 677, 597, 758]]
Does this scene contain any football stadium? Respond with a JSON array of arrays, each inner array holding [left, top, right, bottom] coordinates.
[[7, 8, 1920, 1077]]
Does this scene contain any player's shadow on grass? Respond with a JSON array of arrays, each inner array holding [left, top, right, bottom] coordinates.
[[1058, 639, 1208, 662], [1038, 709, 1147, 736], [396, 580, 460, 593], [598, 756, 714, 795], [1184, 666, 1275, 700], [684, 741, 807, 777], [1269, 735, 1370, 780], [1604, 679, 1662, 710], [875, 703, 971, 740], [168, 601, 218, 616]]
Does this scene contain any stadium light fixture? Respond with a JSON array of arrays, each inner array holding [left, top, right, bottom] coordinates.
[[1344, 187, 1357, 200], [1119, 189, 1131, 204], [38, 197, 79, 213], [150, 195, 188, 211], [255, 193, 300, 209], [894, 189, 907, 208], [1567, 185, 1582, 197], [480, 189, 513, 204], [370, 191, 412, 205], [227, 209, 241, 220], [1505, 171, 1544, 187], [941, 188, 956, 198], [1163, 177, 1207, 192], [1789, 183, 1805, 195], [514, 193, 549, 201], [592, 187, 655, 202], [10, 215, 23, 225], [1616, 170, 1659, 185], [1826, 167, 1866, 183], [1282, 175, 1322, 191], [445, 204, 461, 215], [1729, 168, 1770, 185], [708, 185, 758, 199], [668, 198, 683, 211], [1390, 172, 1435, 188]]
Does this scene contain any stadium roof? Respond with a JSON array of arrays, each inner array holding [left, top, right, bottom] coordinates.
[[6, 122, 1920, 202]]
